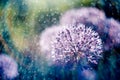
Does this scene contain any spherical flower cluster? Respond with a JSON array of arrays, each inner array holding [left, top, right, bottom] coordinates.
[[51, 24, 103, 65], [0, 54, 18, 79], [107, 18, 120, 45], [39, 25, 63, 54], [60, 7, 106, 28], [39, 7, 120, 68]]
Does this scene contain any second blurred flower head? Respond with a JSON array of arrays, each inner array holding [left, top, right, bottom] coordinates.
[[0, 54, 18, 79]]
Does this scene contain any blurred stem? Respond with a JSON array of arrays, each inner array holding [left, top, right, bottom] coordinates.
[[0, 34, 11, 54]]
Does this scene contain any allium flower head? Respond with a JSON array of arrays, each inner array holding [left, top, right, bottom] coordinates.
[[60, 7, 106, 27], [51, 24, 103, 65], [0, 54, 18, 79], [107, 18, 120, 45], [38, 25, 63, 61]]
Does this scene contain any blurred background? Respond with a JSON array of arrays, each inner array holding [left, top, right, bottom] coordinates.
[[0, 0, 120, 80]]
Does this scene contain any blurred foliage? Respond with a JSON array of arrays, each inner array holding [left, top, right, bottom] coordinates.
[[4, 1, 34, 51], [102, 0, 120, 21], [34, 10, 61, 34]]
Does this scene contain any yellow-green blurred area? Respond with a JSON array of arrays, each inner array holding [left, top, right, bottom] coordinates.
[[0, 0, 103, 51]]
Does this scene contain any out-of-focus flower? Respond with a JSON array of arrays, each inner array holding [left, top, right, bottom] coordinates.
[[107, 18, 120, 46], [0, 54, 18, 79], [60, 7, 106, 27], [51, 24, 103, 66], [38, 25, 63, 54], [38, 25, 64, 64]]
